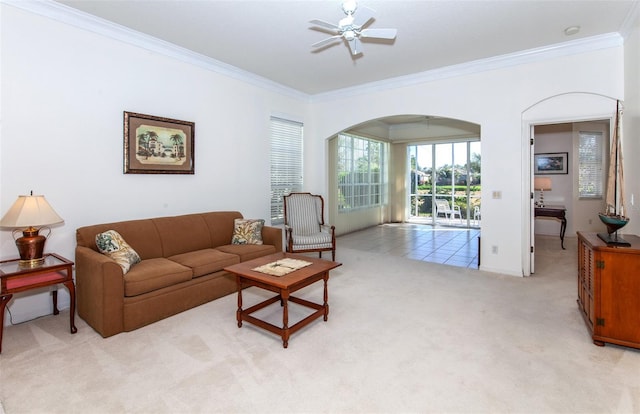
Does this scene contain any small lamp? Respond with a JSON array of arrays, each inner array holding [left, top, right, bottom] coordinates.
[[534, 177, 552, 208], [0, 192, 63, 267]]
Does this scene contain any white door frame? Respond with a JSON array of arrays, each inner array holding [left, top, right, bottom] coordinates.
[[521, 92, 617, 276], [529, 124, 536, 274]]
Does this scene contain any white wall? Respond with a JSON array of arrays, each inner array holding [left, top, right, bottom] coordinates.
[[308, 49, 624, 276], [1, 3, 637, 324], [623, 6, 640, 235], [0, 4, 308, 323]]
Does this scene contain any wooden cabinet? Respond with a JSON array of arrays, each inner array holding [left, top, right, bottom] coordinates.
[[577, 232, 640, 349]]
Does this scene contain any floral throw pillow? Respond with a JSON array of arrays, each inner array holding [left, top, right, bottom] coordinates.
[[95, 230, 141, 274], [231, 219, 264, 245]]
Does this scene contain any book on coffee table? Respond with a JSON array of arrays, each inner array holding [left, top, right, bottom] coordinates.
[[252, 258, 312, 277]]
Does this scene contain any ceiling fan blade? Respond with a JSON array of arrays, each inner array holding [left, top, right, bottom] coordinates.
[[309, 19, 339, 31], [312, 36, 342, 48], [353, 6, 375, 28], [360, 28, 397, 40], [347, 37, 363, 55]]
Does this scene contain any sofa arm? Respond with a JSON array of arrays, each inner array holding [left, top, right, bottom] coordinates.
[[75, 246, 126, 337], [261, 225, 283, 252]]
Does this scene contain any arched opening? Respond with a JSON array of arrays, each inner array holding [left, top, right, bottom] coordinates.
[[522, 92, 618, 275], [328, 114, 482, 268]]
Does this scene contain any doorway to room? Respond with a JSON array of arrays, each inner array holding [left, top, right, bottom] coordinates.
[[408, 140, 481, 229], [522, 92, 618, 276], [530, 119, 610, 273]]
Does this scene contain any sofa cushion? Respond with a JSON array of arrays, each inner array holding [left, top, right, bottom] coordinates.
[[124, 258, 192, 297], [168, 249, 240, 278], [216, 244, 277, 262], [231, 218, 264, 245], [152, 214, 212, 257], [201, 211, 243, 248], [95, 230, 141, 274]]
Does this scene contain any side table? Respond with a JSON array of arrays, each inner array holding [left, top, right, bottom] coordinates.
[[0, 253, 77, 353], [535, 205, 567, 249]]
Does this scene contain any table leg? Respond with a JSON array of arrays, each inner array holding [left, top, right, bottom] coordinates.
[[52, 289, 59, 315], [323, 272, 329, 322], [236, 276, 243, 328], [0, 294, 13, 354], [560, 216, 567, 250], [282, 290, 290, 348], [63, 281, 77, 334]]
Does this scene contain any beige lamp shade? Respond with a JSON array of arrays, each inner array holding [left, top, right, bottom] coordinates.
[[0, 194, 64, 228], [534, 177, 552, 191], [1, 194, 63, 266]]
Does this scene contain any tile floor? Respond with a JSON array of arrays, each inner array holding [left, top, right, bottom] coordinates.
[[337, 222, 481, 269]]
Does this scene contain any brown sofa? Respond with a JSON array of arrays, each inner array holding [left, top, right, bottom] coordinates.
[[75, 211, 282, 337]]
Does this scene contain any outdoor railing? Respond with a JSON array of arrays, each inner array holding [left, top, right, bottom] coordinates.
[[409, 194, 481, 227]]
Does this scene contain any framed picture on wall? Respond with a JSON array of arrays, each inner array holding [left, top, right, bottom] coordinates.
[[534, 152, 568, 175], [124, 111, 195, 174]]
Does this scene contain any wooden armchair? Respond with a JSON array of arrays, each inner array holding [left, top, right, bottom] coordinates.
[[283, 192, 336, 261]]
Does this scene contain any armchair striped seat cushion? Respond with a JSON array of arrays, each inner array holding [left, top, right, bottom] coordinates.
[[283, 192, 336, 261], [291, 230, 333, 249]]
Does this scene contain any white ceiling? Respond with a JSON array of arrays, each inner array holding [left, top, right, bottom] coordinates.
[[54, 0, 638, 96]]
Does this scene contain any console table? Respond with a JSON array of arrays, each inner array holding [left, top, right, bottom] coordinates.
[[0, 253, 77, 353], [535, 205, 567, 249]]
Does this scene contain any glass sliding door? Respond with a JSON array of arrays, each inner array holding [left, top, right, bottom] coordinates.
[[408, 140, 481, 228], [435, 143, 456, 224], [409, 144, 433, 221]]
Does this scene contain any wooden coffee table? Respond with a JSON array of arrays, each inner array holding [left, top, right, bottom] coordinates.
[[224, 252, 341, 348]]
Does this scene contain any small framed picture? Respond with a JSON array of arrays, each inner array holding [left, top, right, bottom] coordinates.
[[534, 152, 568, 175], [124, 111, 195, 174]]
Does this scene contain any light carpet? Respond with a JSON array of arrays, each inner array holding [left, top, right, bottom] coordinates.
[[1, 239, 639, 413]]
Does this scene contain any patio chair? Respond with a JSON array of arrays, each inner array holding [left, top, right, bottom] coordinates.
[[474, 206, 481, 225], [283, 192, 336, 261], [435, 199, 462, 222]]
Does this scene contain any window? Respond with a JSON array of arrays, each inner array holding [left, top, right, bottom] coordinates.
[[270, 117, 303, 224], [578, 131, 604, 199], [337, 133, 386, 212]]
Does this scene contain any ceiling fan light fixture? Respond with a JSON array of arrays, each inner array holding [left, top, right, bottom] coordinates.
[[310, 0, 397, 56]]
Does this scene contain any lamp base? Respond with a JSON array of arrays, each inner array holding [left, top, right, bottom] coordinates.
[[18, 257, 46, 268], [12, 227, 49, 266]]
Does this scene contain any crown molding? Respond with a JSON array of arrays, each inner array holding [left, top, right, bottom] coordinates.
[[4, 0, 626, 103], [311, 33, 624, 102], [3, 0, 310, 101]]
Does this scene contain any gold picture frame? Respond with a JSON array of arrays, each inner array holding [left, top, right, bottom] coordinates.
[[124, 111, 194, 174]]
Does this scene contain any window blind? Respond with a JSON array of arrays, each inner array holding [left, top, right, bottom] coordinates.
[[270, 117, 303, 224], [578, 131, 603, 199]]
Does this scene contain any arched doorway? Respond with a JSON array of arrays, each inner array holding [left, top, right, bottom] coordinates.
[[522, 92, 618, 275], [332, 114, 481, 231], [328, 114, 483, 269]]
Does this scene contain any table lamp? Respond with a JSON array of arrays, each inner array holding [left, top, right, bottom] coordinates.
[[0, 192, 64, 267], [534, 177, 552, 207]]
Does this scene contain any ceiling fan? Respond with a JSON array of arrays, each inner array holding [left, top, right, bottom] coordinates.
[[310, 0, 397, 56]]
